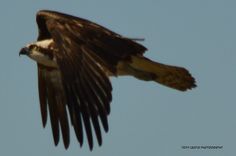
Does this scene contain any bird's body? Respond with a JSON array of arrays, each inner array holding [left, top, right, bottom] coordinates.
[[20, 10, 196, 150]]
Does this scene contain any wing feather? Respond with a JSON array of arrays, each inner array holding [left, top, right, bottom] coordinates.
[[63, 85, 84, 146], [56, 95, 70, 148], [38, 66, 48, 127], [45, 76, 60, 146]]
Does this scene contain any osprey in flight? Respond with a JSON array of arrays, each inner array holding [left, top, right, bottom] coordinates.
[[20, 10, 196, 150]]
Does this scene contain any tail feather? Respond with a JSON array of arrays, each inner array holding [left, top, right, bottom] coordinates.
[[128, 56, 196, 91]]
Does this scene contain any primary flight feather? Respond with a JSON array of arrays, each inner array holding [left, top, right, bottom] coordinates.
[[19, 10, 196, 150]]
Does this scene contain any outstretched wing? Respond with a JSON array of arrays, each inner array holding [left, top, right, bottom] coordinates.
[[36, 10, 147, 150]]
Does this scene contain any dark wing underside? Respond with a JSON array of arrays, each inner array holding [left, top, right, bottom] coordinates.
[[36, 10, 147, 150]]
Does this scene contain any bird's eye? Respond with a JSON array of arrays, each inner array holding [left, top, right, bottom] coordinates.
[[29, 44, 36, 50]]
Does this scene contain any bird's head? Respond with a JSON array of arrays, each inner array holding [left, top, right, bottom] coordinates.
[[19, 39, 57, 68], [19, 39, 53, 57], [19, 44, 37, 56]]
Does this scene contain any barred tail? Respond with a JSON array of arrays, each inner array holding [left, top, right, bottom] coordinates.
[[127, 56, 196, 91]]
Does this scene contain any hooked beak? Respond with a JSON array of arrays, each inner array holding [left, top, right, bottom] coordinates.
[[19, 47, 29, 56]]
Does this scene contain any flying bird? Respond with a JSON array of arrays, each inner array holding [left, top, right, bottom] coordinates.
[[19, 10, 196, 150]]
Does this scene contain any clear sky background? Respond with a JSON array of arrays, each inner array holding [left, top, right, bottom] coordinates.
[[0, 0, 235, 156]]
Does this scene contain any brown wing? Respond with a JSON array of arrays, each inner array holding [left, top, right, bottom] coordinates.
[[36, 10, 147, 150]]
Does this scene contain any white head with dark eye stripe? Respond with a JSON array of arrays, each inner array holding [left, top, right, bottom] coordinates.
[[20, 39, 58, 68]]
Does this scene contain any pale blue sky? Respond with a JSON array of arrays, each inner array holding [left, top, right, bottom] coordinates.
[[0, 0, 235, 156]]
